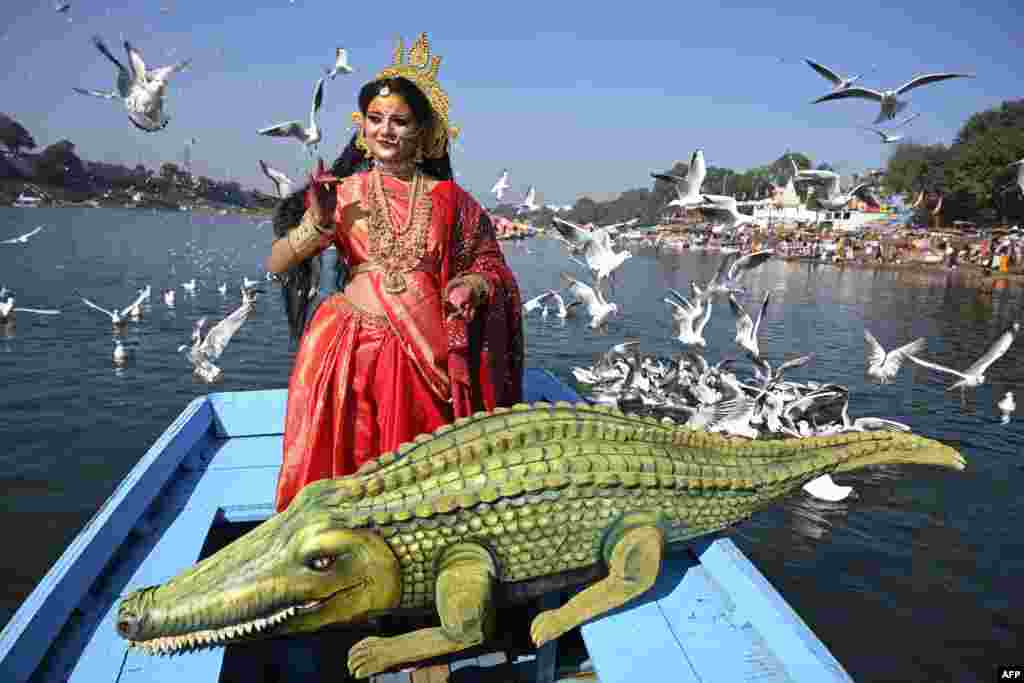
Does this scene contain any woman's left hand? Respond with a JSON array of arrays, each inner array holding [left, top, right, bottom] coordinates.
[[446, 284, 475, 322]]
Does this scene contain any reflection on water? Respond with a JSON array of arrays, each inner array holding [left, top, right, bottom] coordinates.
[[1, 211, 1023, 682]]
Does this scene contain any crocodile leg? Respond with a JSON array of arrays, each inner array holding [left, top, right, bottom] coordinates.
[[347, 543, 496, 679], [530, 524, 664, 647]]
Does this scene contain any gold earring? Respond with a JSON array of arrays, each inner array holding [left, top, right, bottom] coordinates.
[[356, 129, 372, 158]]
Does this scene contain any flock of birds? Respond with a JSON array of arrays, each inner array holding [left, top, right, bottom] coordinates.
[[1, 224, 271, 382], [549, 244, 1020, 500]]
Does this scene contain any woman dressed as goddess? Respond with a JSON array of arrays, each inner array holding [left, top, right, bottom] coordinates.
[[266, 34, 524, 512]]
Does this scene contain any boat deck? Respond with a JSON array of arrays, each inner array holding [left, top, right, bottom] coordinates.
[[1, 369, 852, 682]]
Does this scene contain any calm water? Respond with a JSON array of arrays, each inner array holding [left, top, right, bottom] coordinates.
[[2, 208, 1022, 682]]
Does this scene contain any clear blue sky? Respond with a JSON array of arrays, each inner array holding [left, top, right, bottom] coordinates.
[[2, 0, 1017, 206]]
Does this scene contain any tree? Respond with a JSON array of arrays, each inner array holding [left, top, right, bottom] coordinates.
[[884, 142, 950, 196], [0, 113, 36, 155]]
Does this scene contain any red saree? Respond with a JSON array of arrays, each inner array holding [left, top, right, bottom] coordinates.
[[274, 171, 524, 512]]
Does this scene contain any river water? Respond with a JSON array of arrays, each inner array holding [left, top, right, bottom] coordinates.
[[1, 207, 1021, 682]]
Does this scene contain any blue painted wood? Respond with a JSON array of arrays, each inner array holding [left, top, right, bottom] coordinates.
[[523, 368, 584, 403], [0, 396, 214, 683], [693, 537, 853, 682], [579, 551, 702, 683], [208, 389, 287, 438], [206, 434, 283, 470]]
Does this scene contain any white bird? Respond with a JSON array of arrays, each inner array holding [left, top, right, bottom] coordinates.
[[324, 47, 353, 80], [663, 290, 712, 347], [812, 72, 974, 124], [706, 374, 761, 439], [522, 291, 554, 314], [697, 195, 766, 231], [258, 160, 295, 198], [863, 330, 925, 384], [860, 112, 921, 144], [258, 77, 324, 154], [218, 282, 228, 296], [182, 279, 197, 294], [651, 148, 706, 208], [561, 273, 618, 329], [178, 296, 256, 383], [552, 217, 632, 284], [137, 284, 152, 303], [693, 250, 774, 301], [243, 276, 260, 290], [815, 176, 872, 211], [1, 225, 44, 244], [802, 474, 853, 502], [113, 339, 130, 366], [546, 290, 578, 319], [803, 58, 868, 91], [162, 288, 176, 307], [490, 170, 511, 202], [998, 391, 1015, 424], [76, 36, 191, 132], [55, 2, 71, 12], [728, 292, 770, 359], [0, 297, 61, 323], [77, 290, 147, 328], [907, 322, 1019, 391], [517, 186, 539, 213]]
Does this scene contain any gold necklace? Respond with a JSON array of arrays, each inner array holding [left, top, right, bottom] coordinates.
[[367, 167, 429, 295]]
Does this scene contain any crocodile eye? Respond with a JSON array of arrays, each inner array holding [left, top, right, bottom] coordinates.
[[307, 555, 336, 571]]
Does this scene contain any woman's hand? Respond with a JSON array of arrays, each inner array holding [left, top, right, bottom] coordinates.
[[305, 158, 338, 226], [446, 283, 475, 322]]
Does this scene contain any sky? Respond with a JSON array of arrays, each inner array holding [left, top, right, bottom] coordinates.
[[2, 0, 1019, 207]]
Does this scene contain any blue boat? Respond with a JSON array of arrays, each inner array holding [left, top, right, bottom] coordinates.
[[0, 369, 853, 682]]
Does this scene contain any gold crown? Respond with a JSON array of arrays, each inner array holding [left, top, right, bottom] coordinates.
[[352, 33, 459, 160]]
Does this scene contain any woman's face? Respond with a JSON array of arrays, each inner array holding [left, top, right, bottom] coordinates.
[[363, 91, 421, 165]]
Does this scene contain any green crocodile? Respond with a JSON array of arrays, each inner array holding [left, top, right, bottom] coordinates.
[[115, 402, 964, 678]]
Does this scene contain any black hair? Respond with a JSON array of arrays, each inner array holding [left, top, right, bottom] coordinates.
[[272, 76, 453, 342]]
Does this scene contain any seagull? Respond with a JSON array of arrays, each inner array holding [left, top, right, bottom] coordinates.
[[324, 48, 353, 80], [693, 250, 774, 302], [137, 285, 152, 303], [1, 225, 44, 244], [552, 217, 632, 284], [76, 36, 191, 132], [218, 282, 228, 296], [182, 278, 197, 294], [998, 392, 1015, 424], [860, 113, 921, 144], [811, 72, 974, 124], [803, 58, 868, 91], [490, 170, 511, 202], [802, 474, 853, 502], [663, 290, 712, 347], [863, 330, 925, 384], [258, 77, 324, 154], [697, 195, 766, 231], [0, 297, 61, 323], [546, 290, 579, 319], [728, 291, 770, 359], [162, 288, 176, 307], [517, 186, 539, 213], [258, 160, 295, 198], [651, 148, 706, 208], [561, 273, 618, 329], [907, 322, 1018, 391], [522, 291, 554, 314], [178, 293, 256, 383], [77, 290, 148, 329], [814, 176, 873, 211], [55, 2, 71, 12], [243, 276, 260, 290]]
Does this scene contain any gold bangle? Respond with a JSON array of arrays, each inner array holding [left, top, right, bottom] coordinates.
[[287, 218, 329, 255]]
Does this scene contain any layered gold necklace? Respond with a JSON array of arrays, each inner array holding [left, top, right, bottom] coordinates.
[[366, 166, 430, 294]]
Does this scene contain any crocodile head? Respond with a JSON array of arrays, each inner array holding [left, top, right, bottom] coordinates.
[[115, 479, 401, 655]]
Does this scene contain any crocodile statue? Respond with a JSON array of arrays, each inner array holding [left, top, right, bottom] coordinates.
[[115, 402, 965, 678]]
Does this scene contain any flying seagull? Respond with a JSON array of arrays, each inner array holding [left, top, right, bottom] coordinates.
[[1, 225, 44, 244], [178, 290, 257, 383], [517, 186, 538, 213], [258, 160, 295, 198], [651, 148, 706, 208], [692, 250, 774, 301], [0, 297, 61, 323], [998, 392, 1015, 424], [863, 330, 925, 384], [907, 322, 1018, 391], [76, 36, 191, 132], [77, 290, 148, 329], [490, 170, 511, 202], [803, 58, 869, 91], [561, 273, 618, 329], [324, 48, 353, 80], [860, 113, 921, 144], [552, 216, 632, 285], [728, 291, 770, 359], [811, 72, 973, 124], [258, 77, 324, 154]]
